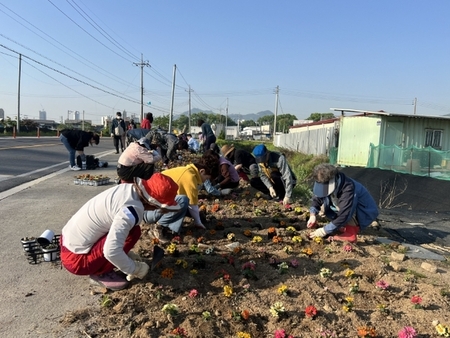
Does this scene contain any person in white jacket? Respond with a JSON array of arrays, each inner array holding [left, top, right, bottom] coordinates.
[[60, 173, 180, 291]]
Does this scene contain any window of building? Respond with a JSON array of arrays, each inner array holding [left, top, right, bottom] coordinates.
[[425, 129, 442, 149]]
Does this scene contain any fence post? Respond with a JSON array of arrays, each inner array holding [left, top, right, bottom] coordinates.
[[13, 126, 16, 138], [37, 127, 40, 138]]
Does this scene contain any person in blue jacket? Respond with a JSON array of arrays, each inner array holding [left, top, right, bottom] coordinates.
[[307, 163, 379, 243]]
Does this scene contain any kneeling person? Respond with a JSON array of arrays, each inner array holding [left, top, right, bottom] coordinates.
[[60, 173, 180, 290]]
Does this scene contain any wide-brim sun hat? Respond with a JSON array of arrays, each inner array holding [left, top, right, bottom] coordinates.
[[313, 177, 336, 198], [221, 145, 234, 158], [135, 174, 180, 211], [137, 137, 151, 150]]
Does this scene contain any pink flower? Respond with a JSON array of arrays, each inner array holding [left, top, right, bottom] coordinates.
[[188, 289, 198, 298], [274, 329, 286, 338], [305, 305, 318, 318], [398, 326, 417, 338], [375, 280, 390, 290], [290, 259, 299, 268], [411, 295, 422, 305], [343, 244, 353, 252]]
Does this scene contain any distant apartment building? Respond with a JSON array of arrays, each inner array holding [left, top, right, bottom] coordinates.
[[0, 108, 4, 120], [39, 110, 47, 120]]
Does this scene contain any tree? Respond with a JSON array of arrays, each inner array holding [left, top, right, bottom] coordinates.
[[153, 115, 170, 130], [306, 112, 335, 122], [174, 114, 189, 132], [240, 120, 257, 128]]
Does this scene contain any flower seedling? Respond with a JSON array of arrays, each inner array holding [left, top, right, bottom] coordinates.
[[305, 305, 318, 318], [349, 281, 360, 294], [397, 326, 417, 338], [162, 303, 179, 316], [278, 285, 289, 296], [252, 235, 263, 243], [189, 289, 198, 298], [100, 295, 113, 308], [270, 301, 286, 318], [202, 311, 211, 321], [242, 261, 257, 280], [357, 326, 376, 337], [291, 235, 302, 243], [278, 262, 289, 274], [435, 322, 450, 336], [342, 297, 354, 312], [411, 295, 423, 309], [236, 332, 251, 338], [170, 327, 188, 338], [320, 268, 333, 278], [344, 269, 355, 278], [223, 285, 233, 297], [375, 280, 390, 290]]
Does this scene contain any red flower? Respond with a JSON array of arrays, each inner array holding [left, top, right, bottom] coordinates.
[[305, 305, 318, 318]]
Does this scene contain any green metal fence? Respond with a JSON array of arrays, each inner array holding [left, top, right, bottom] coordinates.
[[367, 143, 450, 180]]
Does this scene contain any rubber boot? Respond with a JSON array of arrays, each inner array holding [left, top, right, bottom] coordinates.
[[329, 225, 359, 243]]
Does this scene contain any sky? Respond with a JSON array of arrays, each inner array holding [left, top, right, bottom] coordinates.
[[1, 1, 450, 125]]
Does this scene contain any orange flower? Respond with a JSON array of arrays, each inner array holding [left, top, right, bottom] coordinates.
[[241, 309, 250, 320], [268, 227, 277, 234], [279, 220, 287, 227], [209, 230, 216, 235], [161, 268, 174, 279], [357, 326, 376, 337], [197, 237, 204, 243], [233, 247, 242, 254], [272, 236, 283, 243], [211, 204, 220, 212], [199, 205, 207, 212], [243, 229, 252, 237], [152, 238, 160, 245]]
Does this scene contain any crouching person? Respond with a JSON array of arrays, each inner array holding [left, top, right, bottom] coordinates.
[[60, 173, 180, 291], [308, 163, 379, 243]]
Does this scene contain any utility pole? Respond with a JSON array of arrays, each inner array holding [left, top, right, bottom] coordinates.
[[133, 54, 150, 123], [168, 64, 176, 133], [82, 110, 85, 131], [273, 85, 279, 138], [413, 97, 417, 115], [225, 97, 229, 140], [17, 53, 22, 133], [186, 86, 193, 133]]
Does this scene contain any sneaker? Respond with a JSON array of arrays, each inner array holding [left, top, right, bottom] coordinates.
[[70, 165, 81, 171], [89, 271, 129, 291], [148, 224, 170, 244]]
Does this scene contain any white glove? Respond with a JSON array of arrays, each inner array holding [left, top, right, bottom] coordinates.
[[221, 188, 232, 196], [126, 261, 149, 281], [235, 164, 242, 171], [309, 227, 327, 239], [283, 196, 292, 205], [110, 133, 114, 137], [269, 187, 277, 198], [307, 215, 317, 229]]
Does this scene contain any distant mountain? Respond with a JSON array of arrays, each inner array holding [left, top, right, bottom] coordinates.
[[176, 108, 273, 122]]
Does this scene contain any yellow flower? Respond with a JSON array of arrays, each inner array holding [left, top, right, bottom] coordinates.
[[252, 236, 263, 243], [292, 235, 302, 243], [190, 269, 198, 275], [345, 296, 354, 303], [175, 259, 188, 269], [236, 332, 251, 338], [224, 285, 233, 297], [167, 243, 177, 254], [302, 247, 313, 256], [313, 237, 324, 244], [342, 305, 350, 312], [278, 285, 288, 295], [344, 269, 355, 278]]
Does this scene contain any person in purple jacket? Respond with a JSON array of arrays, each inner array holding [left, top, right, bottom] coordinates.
[[307, 163, 379, 243]]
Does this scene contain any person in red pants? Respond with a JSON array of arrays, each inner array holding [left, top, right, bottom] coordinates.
[[307, 163, 379, 243], [60, 173, 180, 290]]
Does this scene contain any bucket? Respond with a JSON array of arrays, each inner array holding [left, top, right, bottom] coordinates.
[[37, 229, 55, 246]]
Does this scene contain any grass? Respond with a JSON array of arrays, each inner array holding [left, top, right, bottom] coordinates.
[[215, 139, 328, 202]]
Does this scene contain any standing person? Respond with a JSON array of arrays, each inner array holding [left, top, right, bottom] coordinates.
[[144, 153, 220, 243], [128, 119, 137, 130], [117, 138, 162, 183], [60, 129, 100, 171], [186, 133, 199, 153], [141, 112, 153, 130], [197, 119, 216, 152], [110, 112, 126, 154], [307, 163, 379, 243], [221, 144, 259, 182], [60, 173, 180, 291], [251, 144, 297, 205]]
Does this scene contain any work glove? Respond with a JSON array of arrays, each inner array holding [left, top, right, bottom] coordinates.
[[283, 196, 292, 205], [269, 187, 277, 198], [214, 184, 221, 190], [306, 214, 317, 229], [235, 164, 243, 171], [126, 261, 149, 281], [221, 188, 233, 196], [309, 227, 327, 239]]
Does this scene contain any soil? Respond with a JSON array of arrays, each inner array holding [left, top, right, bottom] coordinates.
[[60, 155, 450, 338]]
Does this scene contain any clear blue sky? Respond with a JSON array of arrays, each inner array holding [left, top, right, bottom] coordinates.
[[1, 0, 449, 125]]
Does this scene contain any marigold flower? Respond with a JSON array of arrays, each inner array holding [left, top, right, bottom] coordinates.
[[278, 284, 288, 295], [344, 269, 355, 278], [357, 326, 376, 337], [236, 332, 251, 338], [268, 227, 277, 234], [272, 235, 283, 243], [302, 248, 313, 256], [243, 229, 252, 237], [223, 285, 233, 297], [211, 204, 220, 212], [161, 268, 174, 279], [241, 309, 250, 320]]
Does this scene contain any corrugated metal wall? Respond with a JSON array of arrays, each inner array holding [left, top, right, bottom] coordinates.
[[337, 116, 381, 167], [274, 124, 337, 156]]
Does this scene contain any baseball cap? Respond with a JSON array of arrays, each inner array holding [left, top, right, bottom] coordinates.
[[252, 144, 268, 163], [313, 177, 336, 198], [135, 174, 180, 210], [137, 137, 151, 150]]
